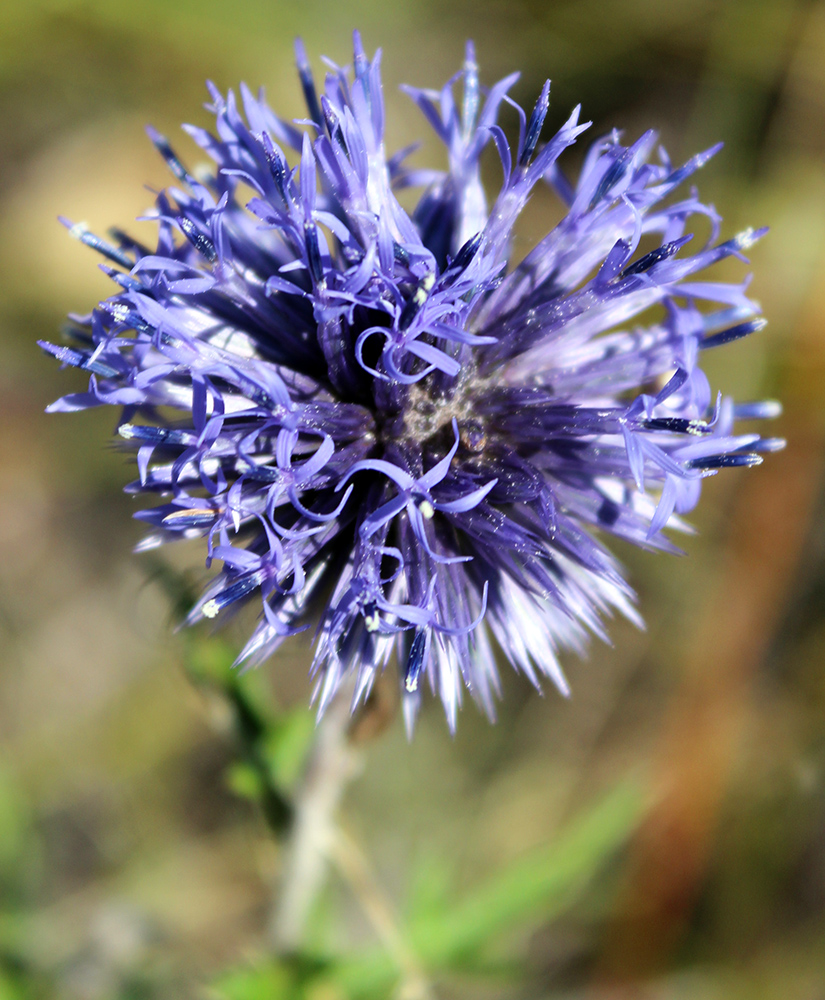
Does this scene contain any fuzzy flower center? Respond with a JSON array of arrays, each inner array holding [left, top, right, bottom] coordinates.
[[398, 365, 490, 456]]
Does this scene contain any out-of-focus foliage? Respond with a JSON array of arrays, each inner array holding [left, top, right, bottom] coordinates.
[[208, 782, 640, 999], [2, 0, 825, 997]]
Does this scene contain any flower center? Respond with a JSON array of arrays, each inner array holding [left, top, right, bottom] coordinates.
[[398, 365, 490, 455]]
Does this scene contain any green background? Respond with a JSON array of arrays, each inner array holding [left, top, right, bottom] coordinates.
[[1, 0, 824, 996]]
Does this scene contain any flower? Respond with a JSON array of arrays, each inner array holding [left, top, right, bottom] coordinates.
[[42, 33, 783, 732]]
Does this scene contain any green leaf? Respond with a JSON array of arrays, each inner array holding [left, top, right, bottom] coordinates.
[[333, 780, 642, 998], [184, 634, 238, 687], [405, 852, 455, 930], [330, 950, 399, 1000], [0, 971, 22, 1000], [264, 708, 316, 792], [209, 956, 341, 1000], [209, 963, 295, 1000], [410, 779, 642, 966], [225, 761, 266, 801]]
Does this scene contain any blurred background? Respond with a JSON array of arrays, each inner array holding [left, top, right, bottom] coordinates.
[[1, 0, 825, 997]]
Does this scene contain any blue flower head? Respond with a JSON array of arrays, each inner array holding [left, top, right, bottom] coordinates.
[[43, 33, 783, 732]]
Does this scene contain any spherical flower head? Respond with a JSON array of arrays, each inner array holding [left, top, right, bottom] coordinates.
[[42, 33, 783, 733]]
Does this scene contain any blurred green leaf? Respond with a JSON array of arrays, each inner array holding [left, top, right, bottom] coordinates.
[[210, 956, 340, 1000], [265, 708, 316, 793], [225, 761, 266, 802], [330, 951, 397, 1000], [0, 944, 45, 1000], [334, 780, 642, 997], [179, 630, 296, 834], [210, 963, 295, 1000], [0, 971, 23, 1000], [185, 634, 238, 687], [405, 852, 454, 933], [410, 779, 641, 966]]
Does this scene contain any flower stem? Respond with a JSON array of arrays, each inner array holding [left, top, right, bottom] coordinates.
[[330, 826, 435, 1000], [269, 682, 362, 952]]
